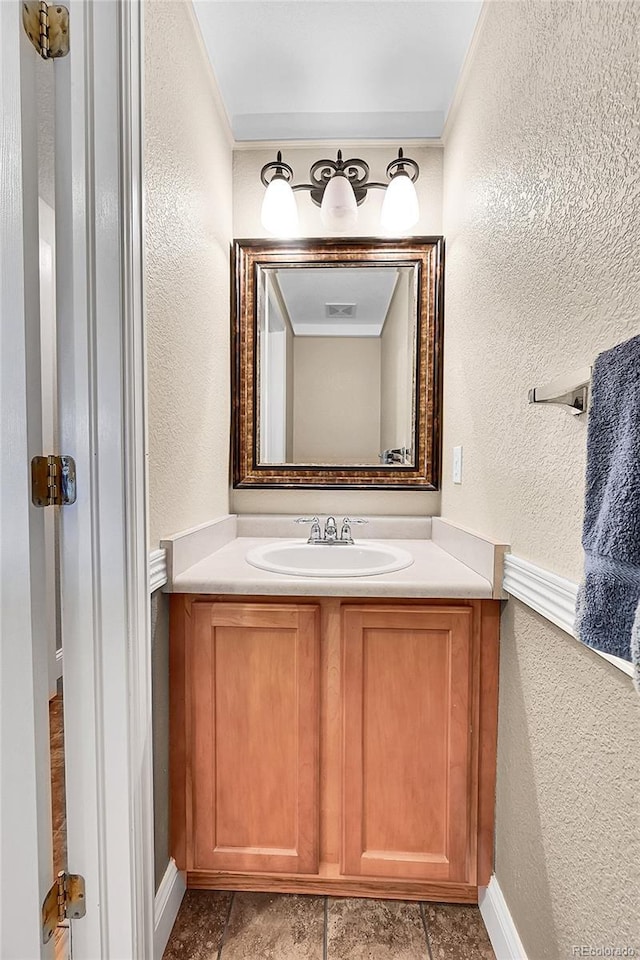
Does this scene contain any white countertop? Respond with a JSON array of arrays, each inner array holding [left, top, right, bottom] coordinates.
[[170, 536, 493, 598]]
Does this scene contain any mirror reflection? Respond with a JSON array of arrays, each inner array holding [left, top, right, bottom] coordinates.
[[257, 265, 417, 467]]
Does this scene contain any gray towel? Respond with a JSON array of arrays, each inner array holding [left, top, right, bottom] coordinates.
[[575, 334, 640, 665]]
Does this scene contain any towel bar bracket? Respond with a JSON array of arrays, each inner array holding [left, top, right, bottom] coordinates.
[[528, 366, 592, 416], [528, 385, 589, 415]]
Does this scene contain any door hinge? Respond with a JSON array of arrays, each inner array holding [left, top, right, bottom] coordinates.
[[31, 455, 77, 507], [42, 872, 86, 944], [22, 1, 70, 59]]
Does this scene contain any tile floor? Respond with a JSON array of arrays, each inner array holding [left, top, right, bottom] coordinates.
[[163, 891, 496, 960]]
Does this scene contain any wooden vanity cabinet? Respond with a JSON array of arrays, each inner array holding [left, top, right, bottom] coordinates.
[[170, 595, 499, 903], [342, 605, 474, 883], [173, 601, 320, 875]]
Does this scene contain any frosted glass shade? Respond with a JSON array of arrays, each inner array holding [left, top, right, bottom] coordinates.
[[380, 172, 420, 233], [320, 173, 358, 232], [261, 177, 299, 237]]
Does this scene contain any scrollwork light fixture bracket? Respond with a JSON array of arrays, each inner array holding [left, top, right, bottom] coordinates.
[[259, 148, 420, 235]]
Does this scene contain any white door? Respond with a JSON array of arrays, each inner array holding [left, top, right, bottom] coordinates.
[[1, 2, 154, 956], [0, 7, 54, 957]]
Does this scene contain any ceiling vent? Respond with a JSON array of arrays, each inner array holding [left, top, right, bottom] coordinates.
[[325, 303, 357, 319]]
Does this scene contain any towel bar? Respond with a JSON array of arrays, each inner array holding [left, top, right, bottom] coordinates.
[[528, 366, 592, 415]]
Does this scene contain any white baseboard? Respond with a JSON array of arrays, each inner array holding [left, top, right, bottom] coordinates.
[[479, 876, 528, 960], [154, 858, 186, 960]]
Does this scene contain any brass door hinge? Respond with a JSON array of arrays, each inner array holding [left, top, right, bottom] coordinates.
[[42, 872, 86, 944], [31, 455, 76, 507], [22, 1, 69, 59]]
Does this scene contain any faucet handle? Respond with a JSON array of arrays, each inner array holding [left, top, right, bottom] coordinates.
[[340, 517, 368, 542], [295, 516, 321, 542]]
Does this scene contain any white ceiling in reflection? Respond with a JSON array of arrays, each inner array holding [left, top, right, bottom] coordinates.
[[192, 1, 483, 141], [273, 267, 398, 337]]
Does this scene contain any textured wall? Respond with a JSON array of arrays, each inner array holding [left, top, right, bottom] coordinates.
[[497, 603, 640, 958], [442, 0, 640, 579], [144, 0, 233, 889], [145, 0, 233, 547], [232, 145, 443, 516], [442, 2, 640, 956], [36, 58, 54, 209]]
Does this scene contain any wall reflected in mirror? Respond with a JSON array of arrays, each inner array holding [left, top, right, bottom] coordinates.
[[258, 265, 417, 468]]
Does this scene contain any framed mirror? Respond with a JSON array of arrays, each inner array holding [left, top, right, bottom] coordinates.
[[232, 237, 444, 489]]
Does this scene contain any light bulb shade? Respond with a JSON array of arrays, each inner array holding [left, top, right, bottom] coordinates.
[[320, 173, 358, 232], [380, 172, 420, 233], [261, 176, 299, 237]]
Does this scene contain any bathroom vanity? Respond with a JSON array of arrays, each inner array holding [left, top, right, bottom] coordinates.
[[167, 518, 504, 904], [167, 237, 502, 904]]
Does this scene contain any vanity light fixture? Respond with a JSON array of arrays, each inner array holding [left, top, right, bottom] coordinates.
[[259, 148, 420, 236]]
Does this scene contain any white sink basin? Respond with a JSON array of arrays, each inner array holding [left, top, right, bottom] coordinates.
[[245, 540, 414, 578]]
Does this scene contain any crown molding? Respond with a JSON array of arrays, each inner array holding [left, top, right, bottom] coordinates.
[[186, 0, 234, 148], [232, 138, 443, 152]]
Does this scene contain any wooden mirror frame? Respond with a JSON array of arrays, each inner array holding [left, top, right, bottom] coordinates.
[[232, 237, 444, 489]]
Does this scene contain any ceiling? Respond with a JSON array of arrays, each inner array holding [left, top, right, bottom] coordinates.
[[193, 1, 483, 141], [273, 267, 399, 337]]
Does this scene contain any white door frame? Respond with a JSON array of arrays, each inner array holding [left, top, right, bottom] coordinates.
[[1, 1, 154, 956], [56, 1, 154, 956]]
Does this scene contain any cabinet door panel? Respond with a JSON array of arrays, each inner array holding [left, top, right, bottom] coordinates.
[[342, 605, 474, 882], [191, 602, 320, 874]]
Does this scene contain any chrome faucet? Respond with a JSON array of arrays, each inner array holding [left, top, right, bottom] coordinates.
[[295, 516, 368, 544], [324, 516, 338, 541], [380, 446, 411, 465]]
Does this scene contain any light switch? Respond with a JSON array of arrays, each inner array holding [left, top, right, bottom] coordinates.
[[452, 446, 463, 484]]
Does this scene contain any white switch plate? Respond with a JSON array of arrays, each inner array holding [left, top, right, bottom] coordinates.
[[452, 446, 463, 484]]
